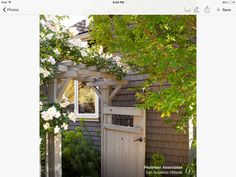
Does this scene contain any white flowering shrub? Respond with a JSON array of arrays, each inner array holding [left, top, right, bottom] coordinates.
[[40, 15, 126, 85], [39, 14, 127, 136], [40, 101, 76, 135], [40, 15, 71, 85], [40, 15, 127, 135]]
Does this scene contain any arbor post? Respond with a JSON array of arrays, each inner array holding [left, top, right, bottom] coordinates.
[[46, 79, 62, 177], [100, 85, 111, 177]]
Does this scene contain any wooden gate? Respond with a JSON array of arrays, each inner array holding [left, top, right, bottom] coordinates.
[[102, 106, 146, 177]]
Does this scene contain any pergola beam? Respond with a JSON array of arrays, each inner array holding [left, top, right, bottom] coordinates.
[[109, 85, 122, 101], [57, 64, 68, 72], [57, 61, 118, 81], [86, 80, 128, 87], [61, 60, 74, 66], [55, 69, 77, 79]]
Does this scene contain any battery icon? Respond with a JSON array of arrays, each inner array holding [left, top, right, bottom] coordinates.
[[223, 1, 235, 4]]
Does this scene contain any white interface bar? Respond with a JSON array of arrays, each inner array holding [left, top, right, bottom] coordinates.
[[0, 0, 235, 15]]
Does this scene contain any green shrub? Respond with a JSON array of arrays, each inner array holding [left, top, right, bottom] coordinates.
[[147, 153, 165, 177], [182, 158, 196, 177], [62, 127, 100, 177], [40, 137, 46, 177]]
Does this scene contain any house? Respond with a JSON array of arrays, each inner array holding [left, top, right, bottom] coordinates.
[[65, 19, 195, 175]]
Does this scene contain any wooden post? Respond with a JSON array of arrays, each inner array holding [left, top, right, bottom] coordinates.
[[100, 86, 111, 177], [188, 119, 195, 163], [46, 132, 55, 177], [46, 79, 62, 177]]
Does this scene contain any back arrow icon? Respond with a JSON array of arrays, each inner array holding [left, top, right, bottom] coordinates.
[[3, 7, 6, 12]]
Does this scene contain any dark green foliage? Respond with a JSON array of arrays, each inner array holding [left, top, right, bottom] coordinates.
[[62, 127, 100, 177], [151, 154, 165, 167], [147, 153, 165, 177], [182, 158, 196, 177]]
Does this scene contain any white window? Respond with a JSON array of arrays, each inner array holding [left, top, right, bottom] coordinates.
[[63, 80, 99, 121]]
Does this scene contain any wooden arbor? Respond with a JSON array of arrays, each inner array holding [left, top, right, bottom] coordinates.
[[46, 60, 128, 177]]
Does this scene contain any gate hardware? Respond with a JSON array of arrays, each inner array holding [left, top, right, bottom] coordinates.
[[134, 137, 143, 142]]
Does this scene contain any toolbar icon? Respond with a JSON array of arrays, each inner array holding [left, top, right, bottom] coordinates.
[[205, 6, 210, 13], [194, 7, 200, 13], [183, 7, 191, 13]]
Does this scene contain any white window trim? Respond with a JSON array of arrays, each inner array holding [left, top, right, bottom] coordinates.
[[74, 80, 99, 121]]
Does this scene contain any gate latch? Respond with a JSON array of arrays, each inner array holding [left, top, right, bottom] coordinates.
[[134, 137, 143, 142]]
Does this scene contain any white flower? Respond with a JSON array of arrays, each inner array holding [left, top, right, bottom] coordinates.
[[40, 19, 46, 26], [68, 112, 77, 122], [60, 94, 70, 108], [68, 37, 88, 48], [101, 53, 112, 59], [47, 106, 57, 116], [46, 20, 60, 32], [62, 123, 68, 130], [113, 55, 121, 62], [40, 101, 43, 111], [43, 122, 50, 130], [40, 67, 50, 78], [53, 25, 60, 32], [80, 49, 87, 57], [41, 58, 47, 63], [98, 46, 103, 54], [54, 111, 61, 118], [68, 39, 80, 47], [54, 126, 60, 134], [41, 111, 53, 121], [80, 41, 88, 48], [46, 106, 61, 118], [41, 56, 56, 65], [45, 33, 53, 40], [54, 48, 60, 55], [48, 56, 56, 65], [69, 27, 78, 36]]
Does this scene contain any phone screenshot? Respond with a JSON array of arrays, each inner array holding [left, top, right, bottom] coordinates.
[[0, 1, 235, 177]]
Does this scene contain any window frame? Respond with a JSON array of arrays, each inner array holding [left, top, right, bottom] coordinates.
[[74, 80, 99, 121]]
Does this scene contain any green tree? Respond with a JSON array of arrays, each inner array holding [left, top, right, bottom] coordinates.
[[90, 15, 196, 133]]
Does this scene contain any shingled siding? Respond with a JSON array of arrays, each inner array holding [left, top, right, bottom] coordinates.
[[69, 72, 189, 165], [146, 111, 189, 165]]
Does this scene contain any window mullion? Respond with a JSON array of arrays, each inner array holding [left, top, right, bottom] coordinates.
[[74, 80, 78, 114]]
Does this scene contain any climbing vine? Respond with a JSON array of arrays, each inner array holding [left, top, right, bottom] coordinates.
[[40, 15, 126, 86], [40, 15, 127, 135]]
